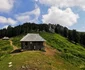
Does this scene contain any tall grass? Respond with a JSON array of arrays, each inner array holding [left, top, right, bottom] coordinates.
[[0, 40, 13, 60]]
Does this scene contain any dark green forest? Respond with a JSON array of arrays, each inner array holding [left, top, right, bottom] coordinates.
[[0, 22, 85, 47]]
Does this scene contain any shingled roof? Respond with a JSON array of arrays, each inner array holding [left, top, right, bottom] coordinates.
[[20, 33, 45, 42]]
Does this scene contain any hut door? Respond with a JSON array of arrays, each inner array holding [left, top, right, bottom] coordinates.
[[25, 42, 28, 49], [30, 42, 34, 50]]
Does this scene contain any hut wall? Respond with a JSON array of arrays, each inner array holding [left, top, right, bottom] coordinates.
[[21, 41, 44, 50]]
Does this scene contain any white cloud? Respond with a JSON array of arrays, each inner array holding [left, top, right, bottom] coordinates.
[[38, 0, 85, 11], [7, 18, 17, 25], [0, 16, 17, 25], [0, 0, 15, 12], [15, 7, 40, 23], [15, 15, 30, 23], [42, 7, 79, 27]]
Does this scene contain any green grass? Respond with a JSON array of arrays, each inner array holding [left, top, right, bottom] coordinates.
[[0, 32, 85, 70], [0, 40, 13, 60], [40, 32, 85, 68], [0, 51, 79, 70], [11, 35, 25, 48]]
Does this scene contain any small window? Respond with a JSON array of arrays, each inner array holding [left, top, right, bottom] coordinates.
[[25, 42, 28, 46], [30, 42, 32, 44]]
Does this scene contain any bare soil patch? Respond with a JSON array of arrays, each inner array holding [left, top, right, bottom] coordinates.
[[43, 42, 57, 56]]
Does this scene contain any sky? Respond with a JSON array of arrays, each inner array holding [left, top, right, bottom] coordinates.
[[0, 0, 85, 32]]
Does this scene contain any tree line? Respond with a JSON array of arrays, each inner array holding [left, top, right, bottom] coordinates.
[[0, 22, 49, 38], [55, 24, 85, 47], [0, 22, 85, 47]]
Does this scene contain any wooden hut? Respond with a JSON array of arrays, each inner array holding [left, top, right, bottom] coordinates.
[[20, 33, 45, 50], [2, 37, 9, 40]]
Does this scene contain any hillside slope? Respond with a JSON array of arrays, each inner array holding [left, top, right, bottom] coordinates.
[[0, 32, 85, 70], [40, 32, 85, 69]]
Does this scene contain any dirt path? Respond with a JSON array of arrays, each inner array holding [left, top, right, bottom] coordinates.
[[43, 42, 57, 56], [9, 40, 18, 50]]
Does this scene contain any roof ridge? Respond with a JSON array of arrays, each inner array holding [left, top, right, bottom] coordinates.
[[20, 33, 45, 42]]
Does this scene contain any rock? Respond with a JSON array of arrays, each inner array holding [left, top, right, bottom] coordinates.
[[21, 65, 25, 69], [8, 62, 12, 65], [8, 64, 12, 67]]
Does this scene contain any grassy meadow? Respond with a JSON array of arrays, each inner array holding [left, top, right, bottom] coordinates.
[[0, 32, 85, 70]]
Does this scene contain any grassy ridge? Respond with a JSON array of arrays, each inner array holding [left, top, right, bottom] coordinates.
[[40, 32, 85, 69], [0, 32, 85, 70]]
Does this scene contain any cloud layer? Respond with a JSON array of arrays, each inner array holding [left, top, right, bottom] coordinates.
[[0, 16, 17, 25], [15, 7, 40, 23], [37, 0, 85, 10], [0, 0, 15, 12], [0, 0, 82, 28], [0, 4, 40, 28], [42, 7, 79, 27]]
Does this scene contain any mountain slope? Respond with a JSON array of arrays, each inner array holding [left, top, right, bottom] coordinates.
[[0, 32, 85, 70], [40, 32, 85, 69]]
